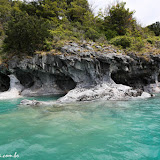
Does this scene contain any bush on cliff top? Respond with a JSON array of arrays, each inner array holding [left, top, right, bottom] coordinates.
[[110, 36, 132, 49], [104, 2, 135, 37], [0, 0, 159, 56], [3, 11, 50, 54], [1, 0, 102, 54]]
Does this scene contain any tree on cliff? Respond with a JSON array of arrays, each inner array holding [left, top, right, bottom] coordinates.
[[104, 2, 135, 39], [0, 0, 12, 36], [1, 0, 155, 55], [66, 0, 90, 23], [3, 10, 50, 54], [1, 0, 102, 54], [147, 22, 160, 36]]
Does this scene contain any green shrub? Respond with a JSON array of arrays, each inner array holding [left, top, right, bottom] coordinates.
[[110, 36, 132, 49], [50, 24, 73, 41], [42, 40, 53, 51], [71, 27, 85, 40], [3, 11, 51, 55], [147, 39, 154, 44], [146, 37, 155, 44], [131, 37, 144, 51], [147, 22, 160, 36], [105, 29, 118, 40], [85, 27, 101, 41], [146, 36, 160, 46], [104, 2, 135, 36]]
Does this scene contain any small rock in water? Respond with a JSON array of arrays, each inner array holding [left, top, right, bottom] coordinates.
[[141, 92, 151, 98], [20, 99, 42, 106]]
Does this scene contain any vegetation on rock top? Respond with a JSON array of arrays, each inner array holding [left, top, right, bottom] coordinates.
[[0, 0, 160, 59]]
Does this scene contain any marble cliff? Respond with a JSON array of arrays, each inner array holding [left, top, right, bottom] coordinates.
[[0, 42, 160, 103]]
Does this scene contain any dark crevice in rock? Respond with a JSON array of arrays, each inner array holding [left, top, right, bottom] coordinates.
[[15, 70, 35, 88], [0, 73, 10, 92], [99, 61, 110, 74], [13, 68, 77, 96], [55, 74, 76, 91], [111, 70, 155, 89], [158, 74, 160, 82]]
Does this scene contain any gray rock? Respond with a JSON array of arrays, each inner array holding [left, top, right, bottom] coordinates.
[[20, 99, 42, 106], [95, 46, 102, 49], [82, 44, 93, 51], [61, 45, 82, 54], [0, 43, 159, 102], [70, 42, 79, 47], [58, 83, 150, 103]]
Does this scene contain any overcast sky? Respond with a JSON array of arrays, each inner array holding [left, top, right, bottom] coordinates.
[[88, 0, 160, 27]]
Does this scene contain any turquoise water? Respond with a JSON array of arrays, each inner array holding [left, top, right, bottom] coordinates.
[[0, 95, 160, 160]]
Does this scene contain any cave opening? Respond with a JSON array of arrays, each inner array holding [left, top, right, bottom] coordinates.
[[14, 70, 77, 95], [0, 73, 10, 92], [15, 70, 35, 88], [55, 74, 77, 92], [158, 73, 160, 82], [111, 71, 153, 89]]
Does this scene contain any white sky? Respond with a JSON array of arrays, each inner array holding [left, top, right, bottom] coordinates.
[[88, 0, 160, 27]]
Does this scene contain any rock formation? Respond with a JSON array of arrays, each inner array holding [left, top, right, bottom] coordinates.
[[0, 42, 160, 103], [0, 74, 23, 99]]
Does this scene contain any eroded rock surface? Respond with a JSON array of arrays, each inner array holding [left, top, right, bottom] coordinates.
[[0, 42, 160, 103], [58, 83, 150, 103]]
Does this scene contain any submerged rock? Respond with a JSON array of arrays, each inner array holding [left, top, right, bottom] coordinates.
[[19, 99, 57, 107], [20, 99, 43, 106]]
